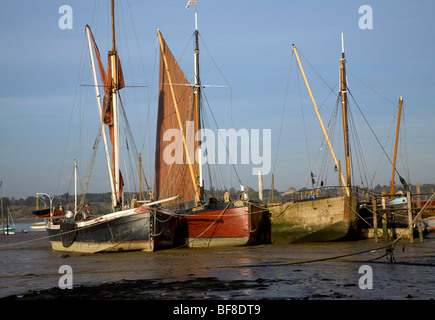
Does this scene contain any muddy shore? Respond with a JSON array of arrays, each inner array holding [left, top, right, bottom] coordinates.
[[1, 229, 434, 302]]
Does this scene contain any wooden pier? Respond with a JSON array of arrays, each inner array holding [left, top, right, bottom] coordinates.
[[357, 187, 435, 243]]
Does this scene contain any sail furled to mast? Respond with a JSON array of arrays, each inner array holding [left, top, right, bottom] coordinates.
[[154, 31, 198, 206], [87, 25, 125, 200]]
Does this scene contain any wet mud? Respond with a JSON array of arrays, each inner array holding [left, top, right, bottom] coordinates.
[[1, 228, 434, 300]]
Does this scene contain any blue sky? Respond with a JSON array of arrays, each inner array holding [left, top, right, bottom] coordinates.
[[1, 0, 434, 199]]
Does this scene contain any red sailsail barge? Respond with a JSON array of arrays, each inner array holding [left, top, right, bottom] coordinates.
[[154, 14, 270, 248]]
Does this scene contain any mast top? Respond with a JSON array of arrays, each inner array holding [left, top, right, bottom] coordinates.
[[341, 33, 345, 58], [111, 0, 116, 52]]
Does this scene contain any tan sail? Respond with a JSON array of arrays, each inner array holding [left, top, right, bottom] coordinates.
[[154, 31, 199, 206]]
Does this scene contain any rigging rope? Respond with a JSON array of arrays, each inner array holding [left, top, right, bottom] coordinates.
[[296, 62, 313, 187], [271, 47, 294, 179], [347, 88, 408, 191], [118, 93, 150, 191]]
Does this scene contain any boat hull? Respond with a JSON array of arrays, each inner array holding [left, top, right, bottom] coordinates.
[[175, 202, 270, 248], [269, 195, 357, 244], [32, 208, 64, 218], [46, 207, 176, 253]]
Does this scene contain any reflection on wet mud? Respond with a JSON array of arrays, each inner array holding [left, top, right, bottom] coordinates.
[[1, 229, 434, 300]]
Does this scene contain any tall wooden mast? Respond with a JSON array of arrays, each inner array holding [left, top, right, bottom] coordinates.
[[194, 11, 204, 201], [340, 33, 351, 191], [86, 25, 116, 208], [390, 96, 403, 196], [110, 0, 121, 208], [292, 44, 349, 196]]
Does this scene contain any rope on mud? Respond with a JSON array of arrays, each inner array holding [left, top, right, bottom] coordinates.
[[367, 245, 396, 263], [280, 245, 395, 266], [0, 233, 53, 249], [196, 244, 396, 270]]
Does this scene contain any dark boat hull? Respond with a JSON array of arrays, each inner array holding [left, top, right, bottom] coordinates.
[[46, 207, 176, 253], [32, 208, 64, 218], [175, 201, 270, 248]]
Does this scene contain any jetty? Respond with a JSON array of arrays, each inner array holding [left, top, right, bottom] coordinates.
[[358, 183, 434, 243]]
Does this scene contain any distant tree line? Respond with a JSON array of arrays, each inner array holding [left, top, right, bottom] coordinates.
[[3, 183, 434, 219]]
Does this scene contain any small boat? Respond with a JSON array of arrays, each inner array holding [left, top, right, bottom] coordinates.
[[422, 216, 435, 231], [1, 226, 15, 234], [32, 207, 64, 218], [30, 220, 47, 230], [1, 182, 15, 235], [1, 207, 16, 235]]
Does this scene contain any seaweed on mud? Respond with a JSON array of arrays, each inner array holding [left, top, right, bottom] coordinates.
[[2, 277, 271, 300]]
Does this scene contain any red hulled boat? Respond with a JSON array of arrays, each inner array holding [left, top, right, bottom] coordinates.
[[154, 17, 270, 248]]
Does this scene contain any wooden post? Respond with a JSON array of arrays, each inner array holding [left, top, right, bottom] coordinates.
[[139, 153, 142, 202], [407, 190, 414, 243], [372, 197, 378, 242], [258, 170, 263, 203], [6, 199, 9, 235], [0, 181, 3, 235], [1, 197, 3, 235], [381, 192, 388, 241], [416, 182, 423, 242], [271, 174, 275, 203]]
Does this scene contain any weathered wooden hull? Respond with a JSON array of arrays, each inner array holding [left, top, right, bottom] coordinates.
[[269, 196, 357, 244], [46, 207, 176, 253], [175, 202, 270, 248]]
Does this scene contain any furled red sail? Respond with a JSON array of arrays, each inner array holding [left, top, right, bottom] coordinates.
[[154, 31, 198, 206], [87, 25, 124, 201]]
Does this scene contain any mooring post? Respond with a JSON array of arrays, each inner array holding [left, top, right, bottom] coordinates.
[[258, 170, 263, 203], [407, 190, 414, 243], [381, 192, 388, 241], [416, 182, 423, 242], [372, 197, 378, 242]]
